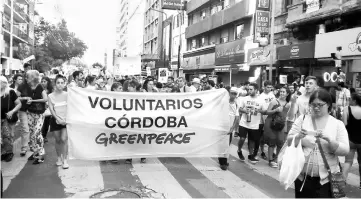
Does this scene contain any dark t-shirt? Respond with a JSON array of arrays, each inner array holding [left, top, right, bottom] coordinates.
[[1, 90, 18, 120], [17, 82, 32, 111], [27, 84, 45, 114]]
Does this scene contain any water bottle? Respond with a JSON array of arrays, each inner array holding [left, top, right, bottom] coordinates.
[[246, 112, 252, 122]]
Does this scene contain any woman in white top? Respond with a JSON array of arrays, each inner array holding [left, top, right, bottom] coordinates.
[[48, 75, 69, 169], [287, 88, 349, 198]]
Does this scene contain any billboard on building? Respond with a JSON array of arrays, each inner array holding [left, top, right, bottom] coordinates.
[[253, 10, 270, 43], [113, 56, 141, 76], [162, 0, 184, 10]]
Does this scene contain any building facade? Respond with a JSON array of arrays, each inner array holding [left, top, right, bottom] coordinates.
[[116, 0, 146, 57], [184, 0, 258, 85], [276, 0, 361, 88], [1, 0, 35, 74]]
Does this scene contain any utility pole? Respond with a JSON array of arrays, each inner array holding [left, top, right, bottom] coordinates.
[[9, 0, 14, 75], [177, 4, 183, 78], [268, 0, 276, 82]]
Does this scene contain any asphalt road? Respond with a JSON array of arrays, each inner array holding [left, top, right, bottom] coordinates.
[[2, 131, 361, 198]]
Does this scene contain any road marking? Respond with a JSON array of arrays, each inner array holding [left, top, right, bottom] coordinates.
[[186, 157, 269, 198], [58, 159, 104, 196], [160, 157, 230, 198], [131, 158, 191, 198]]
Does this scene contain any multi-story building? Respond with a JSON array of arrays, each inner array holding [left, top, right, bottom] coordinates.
[[116, 0, 146, 57], [184, 0, 259, 85], [1, 0, 35, 74], [142, 0, 179, 74], [277, 0, 361, 88]]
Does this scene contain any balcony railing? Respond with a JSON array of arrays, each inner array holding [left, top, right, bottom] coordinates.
[[13, 2, 29, 22], [13, 25, 29, 41], [2, 18, 11, 32]]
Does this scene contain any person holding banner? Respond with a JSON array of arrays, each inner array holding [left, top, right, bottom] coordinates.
[[142, 79, 158, 93], [218, 87, 240, 170], [48, 75, 69, 169], [84, 76, 97, 90]]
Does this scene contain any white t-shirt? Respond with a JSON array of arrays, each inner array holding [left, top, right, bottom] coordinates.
[[294, 94, 311, 117], [259, 92, 275, 123], [239, 96, 263, 130], [189, 85, 197, 93], [229, 101, 239, 128]]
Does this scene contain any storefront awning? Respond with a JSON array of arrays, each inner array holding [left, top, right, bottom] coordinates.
[[277, 41, 315, 61], [214, 64, 249, 72]]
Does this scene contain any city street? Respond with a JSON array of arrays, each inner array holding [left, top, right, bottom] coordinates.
[[2, 131, 361, 198]]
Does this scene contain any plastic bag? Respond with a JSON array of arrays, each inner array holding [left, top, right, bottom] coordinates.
[[279, 136, 305, 190]]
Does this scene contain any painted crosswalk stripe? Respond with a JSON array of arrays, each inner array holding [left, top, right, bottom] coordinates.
[[58, 160, 104, 198], [160, 157, 230, 198], [186, 157, 270, 198], [131, 158, 191, 198]]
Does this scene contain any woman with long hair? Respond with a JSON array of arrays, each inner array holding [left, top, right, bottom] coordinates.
[[48, 75, 69, 169], [342, 93, 361, 186], [84, 76, 97, 90], [25, 70, 48, 164], [143, 79, 158, 93], [41, 76, 54, 143], [287, 88, 349, 198], [1, 76, 22, 162], [263, 86, 291, 168]]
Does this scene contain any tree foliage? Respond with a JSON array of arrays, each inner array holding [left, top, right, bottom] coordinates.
[[33, 18, 88, 72], [92, 62, 104, 68]]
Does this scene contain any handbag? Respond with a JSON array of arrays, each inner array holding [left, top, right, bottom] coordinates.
[[270, 100, 287, 131], [312, 117, 346, 198], [6, 93, 18, 124]]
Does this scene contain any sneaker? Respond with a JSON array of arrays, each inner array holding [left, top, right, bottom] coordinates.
[[237, 151, 245, 162], [261, 152, 267, 160], [140, 158, 146, 163], [56, 157, 63, 166], [220, 163, 229, 171], [4, 153, 14, 162], [62, 160, 69, 169], [269, 161, 278, 168], [20, 149, 27, 157], [33, 157, 44, 164], [125, 159, 132, 164], [248, 155, 258, 164]]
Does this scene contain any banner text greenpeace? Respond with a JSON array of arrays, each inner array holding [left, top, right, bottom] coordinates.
[[67, 88, 230, 160]]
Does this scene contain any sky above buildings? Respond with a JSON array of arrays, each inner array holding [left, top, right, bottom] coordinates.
[[35, 0, 118, 66]]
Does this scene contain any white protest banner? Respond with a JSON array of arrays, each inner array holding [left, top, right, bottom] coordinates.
[[113, 56, 141, 76], [67, 88, 230, 160]]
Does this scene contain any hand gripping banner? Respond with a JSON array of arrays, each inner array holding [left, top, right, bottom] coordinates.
[[67, 88, 230, 160]]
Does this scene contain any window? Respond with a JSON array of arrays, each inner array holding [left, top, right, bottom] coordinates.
[[220, 29, 229, 43], [211, 4, 218, 15], [181, 13, 184, 25], [235, 24, 244, 40], [220, 37, 228, 43], [191, 39, 197, 49], [188, 14, 193, 26], [283, 0, 293, 13], [176, 14, 180, 27], [199, 35, 207, 47], [173, 16, 176, 29], [200, 9, 206, 20]]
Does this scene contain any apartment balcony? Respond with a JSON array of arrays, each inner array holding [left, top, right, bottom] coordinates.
[[286, 0, 361, 28], [185, 0, 251, 39], [186, 0, 211, 14], [4, 0, 29, 24]]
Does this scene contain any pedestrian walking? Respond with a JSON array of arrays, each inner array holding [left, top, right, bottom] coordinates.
[[1, 76, 22, 162], [48, 75, 69, 169], [342, 93, 361, 188], [218, 87, 239, 170], [263, 86, 291, 168], [287, 88, 349, 198], [41, 76, 54, 143], [25, 70, 48, 164]]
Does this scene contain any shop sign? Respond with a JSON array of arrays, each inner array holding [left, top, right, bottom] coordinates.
[[315, 27, 361, 58], [161, 0, 184, 10], [279, 75, 287, 84], [277, 41, 315, 60], [306, 0, 320, 14], [215, 39, 245, 66], [248, 46, 276, 66], [254, 10, 270, 43], [215, 67, 230, 72], [323, 72, 338, 83], [256, 0, 270, 11]]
